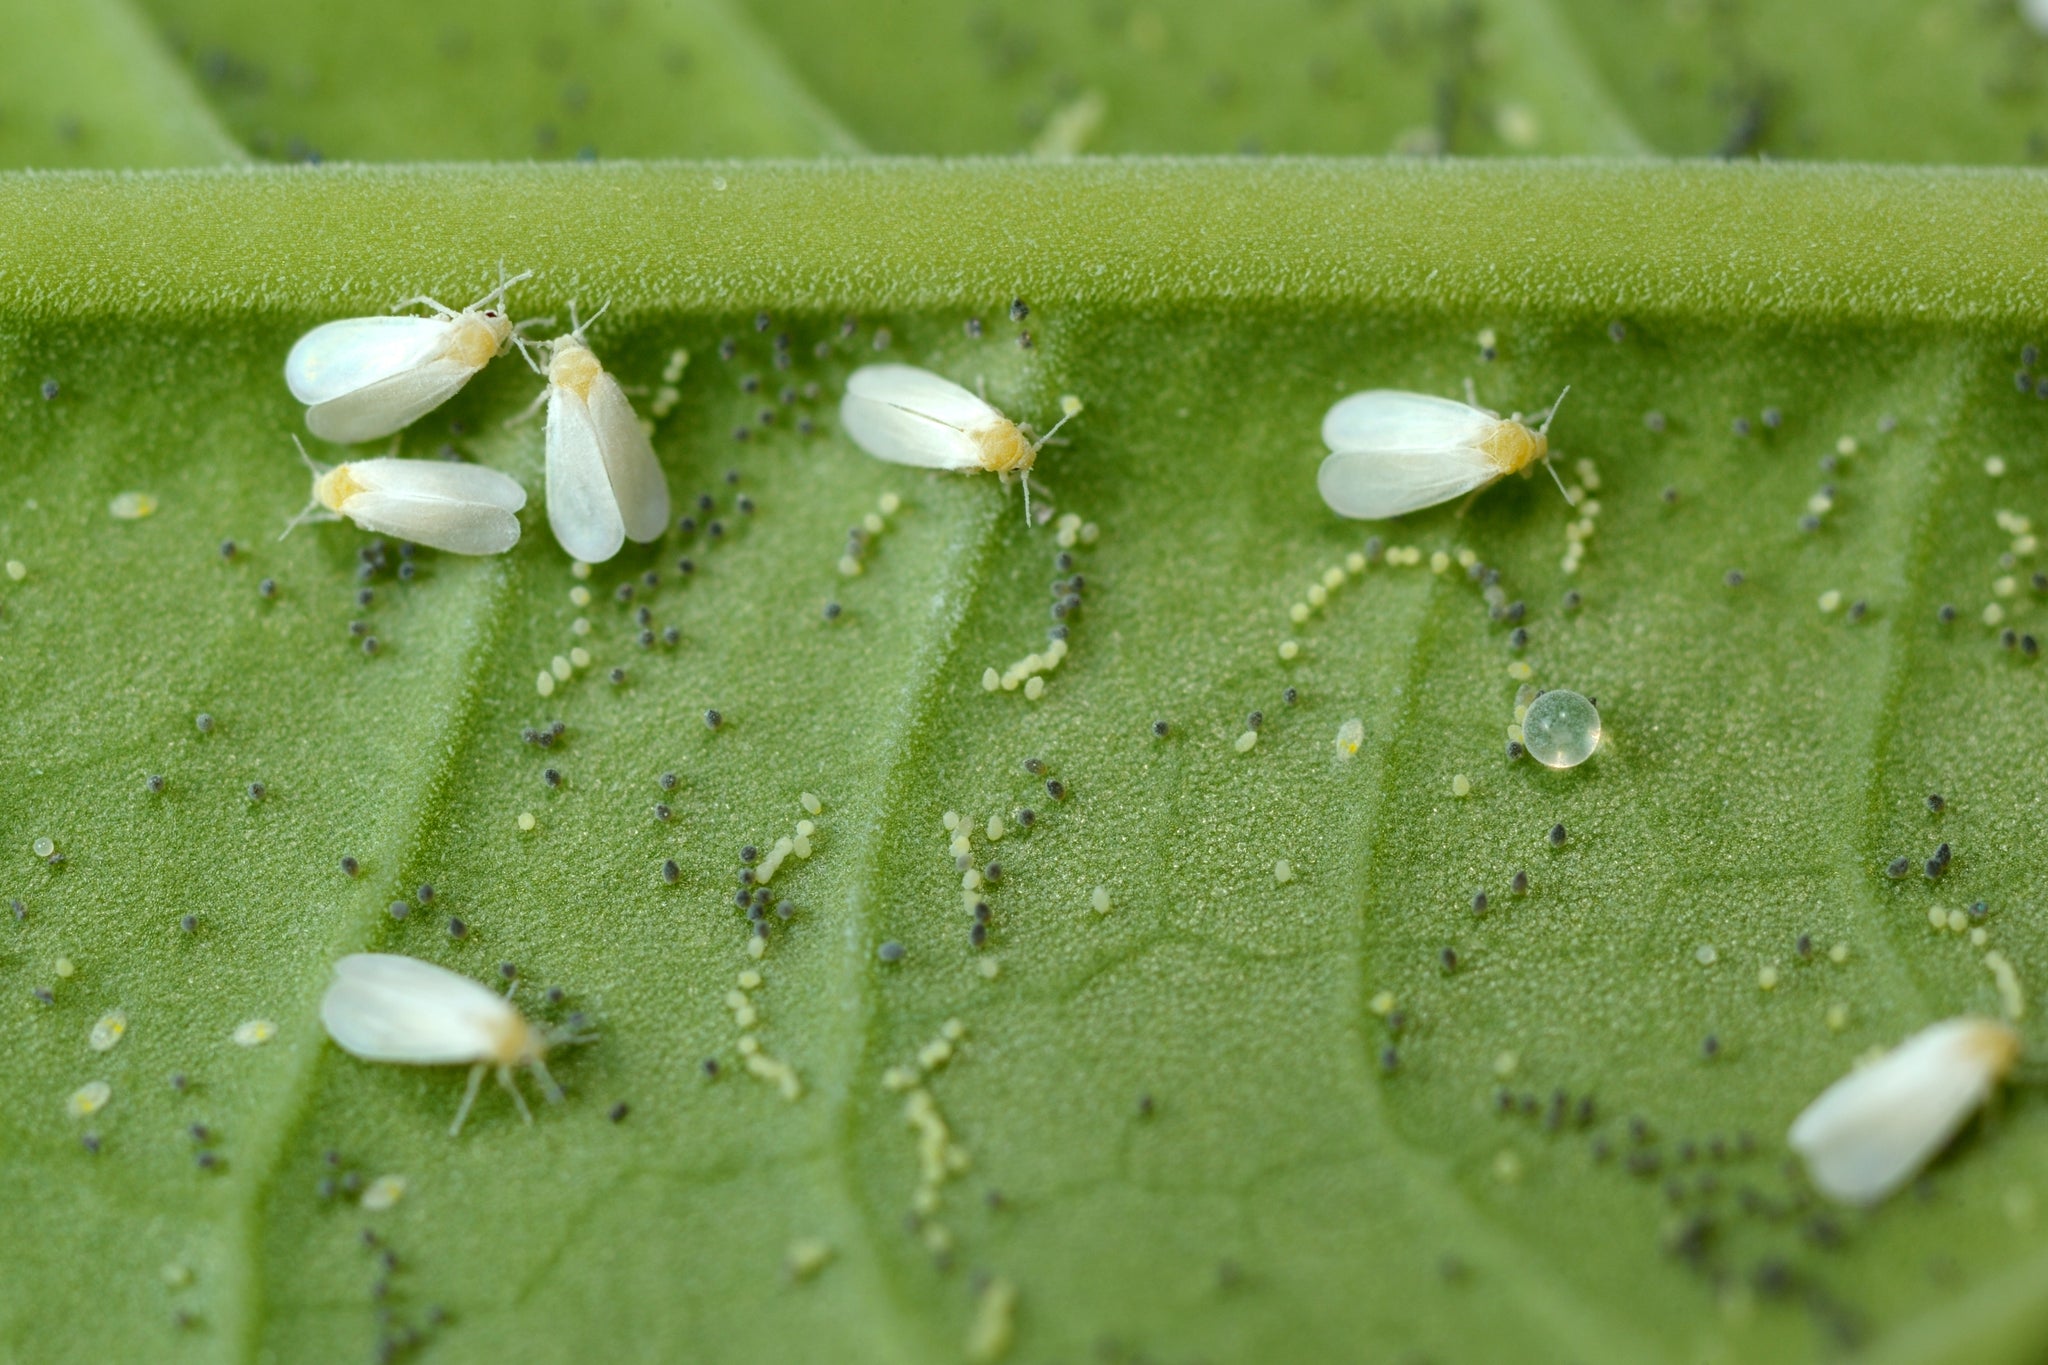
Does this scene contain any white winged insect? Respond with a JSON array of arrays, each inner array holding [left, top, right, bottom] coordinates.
[[1788, 1016, 2022, 1207], [285, 269, 532, 444], [512, 302, 671, 563], [839, 364, 1076, 522], [284, 436, 526, 554], [1318, 383, 1571, 520], [320, 953, 592, 1137]]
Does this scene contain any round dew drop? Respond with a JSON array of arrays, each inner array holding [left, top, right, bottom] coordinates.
[[1520, 689, 1600, 769]]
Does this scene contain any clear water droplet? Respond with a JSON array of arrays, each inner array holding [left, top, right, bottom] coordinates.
[[1521, 689, 1600, 769]]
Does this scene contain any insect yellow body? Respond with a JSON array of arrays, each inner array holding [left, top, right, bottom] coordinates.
[[971, 418, 1037, 475], [1476, 418, 1546, 476]]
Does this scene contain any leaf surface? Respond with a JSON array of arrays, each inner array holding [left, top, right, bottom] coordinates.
[[3, 161, 2048, 1364]]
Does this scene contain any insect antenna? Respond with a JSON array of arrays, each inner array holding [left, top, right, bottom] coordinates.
[[1541, 457, 1574, 505], [566, 298, 612, 340], [504, 338, 552, 425], [279, 436, 330, 540], [1536, 385, 1575, 504], [471, 266, 535, 313]]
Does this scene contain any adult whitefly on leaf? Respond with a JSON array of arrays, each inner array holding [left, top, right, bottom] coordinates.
[[283, 438, 525, 555], [320, 952, 589, 1136], [285, 269, 532, 443], [1788, 1016, 2021, 1206], [515, 302, 671, 563], [1318, 384, 1570, 520], [839, 364, 1078, 521]]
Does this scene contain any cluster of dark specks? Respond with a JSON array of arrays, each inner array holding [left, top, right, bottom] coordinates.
[[719, 311, 843, 442], [2013, 342, 2044, 399], [1593, 1099, 1866, 1345]]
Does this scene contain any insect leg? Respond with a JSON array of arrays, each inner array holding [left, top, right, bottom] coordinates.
[[449, 1062, 487, 1137]]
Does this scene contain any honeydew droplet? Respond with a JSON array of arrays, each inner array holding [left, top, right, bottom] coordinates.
[[571, 561, 592, 579], [32, 837, 54, 858], [1278, 641, 1300, 660], [1695, 944, 1719, 966], [570, 585, 591, 607], [1520, 689, 1600, 769], [1060, 394, 1084, 417], [517, 811, 536, 831]]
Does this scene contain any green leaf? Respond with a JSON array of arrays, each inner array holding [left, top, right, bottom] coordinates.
[[0, 0, 243, 169], [129, 0, 861, 161], [4, 161, 2048, 1363]]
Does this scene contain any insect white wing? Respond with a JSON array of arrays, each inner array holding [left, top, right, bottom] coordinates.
[[840, 364, 999, 470], [527, 321, 671, 563], [1321, 389, 1496, 454], [846, 364, 995, 428], [545, 388, 628, 563], [341, 491, 522, 555], [585, 372, 671, 543], [305, 358, 482, 445], [1317, 446, 1500, 520], [349, 457, 526, 510], [286, 317, 454, 406], [1316, 389, 1517, 520], [285, 271, 528, 443], [335, 458, 525, 555], [321, 953, 518, 1066], [1788, 1017, 2020, 1206]]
